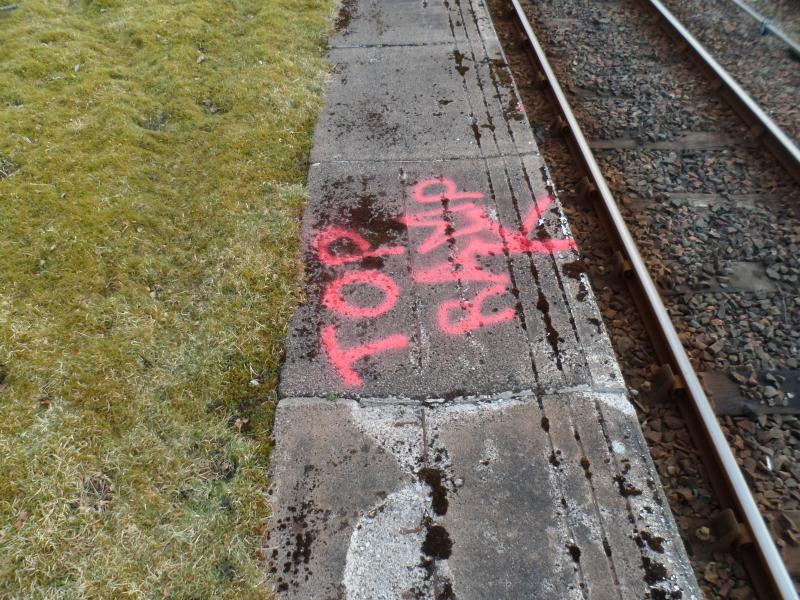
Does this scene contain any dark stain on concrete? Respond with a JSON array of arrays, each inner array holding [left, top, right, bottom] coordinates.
[[419, 467, 449, 516], [641, 555, 668, 586], [452, 49, 470, 76], [335, 0, 358, 32], [562, 259, 589, 280], [579, 456, 592, 480], [536, 290, 563, 369], [567, 542, 581, 563], [422, 524, 453, 559], [636, 530, 665, 553], [613, 474, 643, 497]]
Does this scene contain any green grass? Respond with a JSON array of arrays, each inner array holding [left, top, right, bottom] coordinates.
[[0, 0, 334, 596]]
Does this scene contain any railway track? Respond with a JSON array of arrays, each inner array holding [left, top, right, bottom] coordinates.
[[659, 0, 800, 142], [486, 0, 800, 597]]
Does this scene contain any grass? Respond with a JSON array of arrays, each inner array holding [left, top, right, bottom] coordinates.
[[0, 0, 334, 596]]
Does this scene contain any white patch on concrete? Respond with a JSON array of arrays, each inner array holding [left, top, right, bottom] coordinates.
[[594, 390, 636, 417], [343, 482, 430, 600], [426, 396, 527, 424], [418, 325, 431, 370], [338, 392, 698, 597], [543, 522, 574, 596], [350, 402, 424, 473], [344, 396, 536, 597], [478, 438, 499, 471]]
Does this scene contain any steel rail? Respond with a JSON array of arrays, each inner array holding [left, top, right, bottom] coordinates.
[[507, 0, 798, 598], [729, 0, 800, 58], [641, 0, 800, 183]]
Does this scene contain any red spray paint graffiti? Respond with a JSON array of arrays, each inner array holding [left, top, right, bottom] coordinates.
[[403, 178, 576, 334], [314, 226, 404, 266], [313, 177, 576, 386], [323, 270, 401, 319], [320, 326, 408, 387], [437, 283, 517, 335], [314, 227, 409, 386]]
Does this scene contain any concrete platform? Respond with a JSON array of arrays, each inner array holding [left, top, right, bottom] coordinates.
[[267, 0, 701, 597]]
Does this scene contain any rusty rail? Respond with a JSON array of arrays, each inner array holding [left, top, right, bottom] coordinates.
[[507, 0, 798, 598]]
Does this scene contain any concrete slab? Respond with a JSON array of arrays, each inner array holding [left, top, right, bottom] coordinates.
[[279, 157, 622, 399], [267, 394, 699, 599], [330, 0, 467, 47], [310, 40, 536, 163]]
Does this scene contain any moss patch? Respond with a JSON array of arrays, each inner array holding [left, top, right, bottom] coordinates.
[[0, 0, 333, 596]]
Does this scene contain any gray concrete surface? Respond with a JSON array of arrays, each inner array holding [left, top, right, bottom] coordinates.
[[268, 0, 701, 597], [268, 394, 699, 598], [329, 0, 467, 47]]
